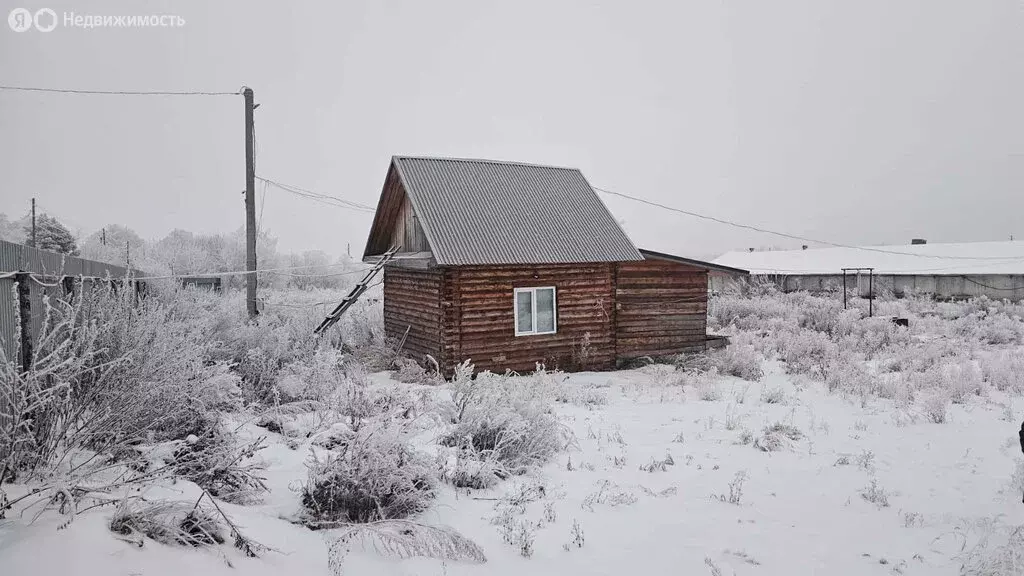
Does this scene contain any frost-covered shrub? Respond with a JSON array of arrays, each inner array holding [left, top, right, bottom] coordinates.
[[554, 382, 608, 408], [880, 339, 957, 374], [337, 373, 418, 432], [776, 328, 839, 378], [823, 355, 874, 396], [711, 333, 764, 381], [952, 307, 1024, 345], [797, 296, 846, 335], [109, 500, 224, 547], [875, 373, 913, 402], [1, 285, 230, 489], [210, 305, 322, 403], [911, 361, 984, 405], [695, 369, 724, 401], [199, 363, 244, 412], [753, 423, 802, 452], [920, 391, 951, 424], [440, 364, 568, 481], [235, 348, 281, 403], [303, 424, 434, 525], [759, 386, 787, 404], [675, 353, 714, 374], [395, 356, 442, 385], [981, 350, 1024, 393], [846, 316, 912, 357], [170, 423, 269, 504], [275, 348, 347, 402], [958, 522, 1024, 576], [709, 293, 796, 332], [860, 479, 891, 508]]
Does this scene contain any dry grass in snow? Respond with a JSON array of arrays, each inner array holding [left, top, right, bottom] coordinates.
[[2, 287, 1024, 575]]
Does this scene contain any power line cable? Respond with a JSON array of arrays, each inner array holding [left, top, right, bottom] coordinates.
[[263, 177, 375, 212], [256, 176, 375, 213], [960, 276, 1024, 292], [15, 261, 371, 283], [0, 85, 239, 96], [594, 186, 1024, 262]]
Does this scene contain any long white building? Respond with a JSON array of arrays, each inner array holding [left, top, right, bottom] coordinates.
[[712, 240, 1024, 301]]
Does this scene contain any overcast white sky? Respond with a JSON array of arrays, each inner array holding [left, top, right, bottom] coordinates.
[[1, 0, 1022, 261]]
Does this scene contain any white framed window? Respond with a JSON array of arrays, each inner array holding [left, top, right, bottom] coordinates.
[[514, 287, 557, 336]]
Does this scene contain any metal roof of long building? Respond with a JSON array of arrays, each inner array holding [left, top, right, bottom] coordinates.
[[375, 156, 643, 266], [713, 241, 1024, 276]]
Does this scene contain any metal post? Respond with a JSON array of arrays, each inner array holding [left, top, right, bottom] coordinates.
[[842, 270, 847, 310], [869, 270, 874, 317], [15, 273, 32, 372]]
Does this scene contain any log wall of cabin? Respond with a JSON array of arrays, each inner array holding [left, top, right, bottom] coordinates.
[[439, 263, 616, 376], [382, 259, 710, 377], [613, 259, 708, 361], [382, 266, 443, 362]]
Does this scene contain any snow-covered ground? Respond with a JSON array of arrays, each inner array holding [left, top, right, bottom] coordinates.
[[4, 360, 1022, 576]]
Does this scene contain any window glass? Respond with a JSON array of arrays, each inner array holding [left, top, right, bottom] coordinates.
[[535, 288, 555, 333], [516, 290, 533, 334]]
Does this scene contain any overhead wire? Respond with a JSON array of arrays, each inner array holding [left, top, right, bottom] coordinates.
[[7, 261, 372, 284], [959, 276, 1024, 292], [256, 176, 375, 213], [0, 85, 239, 96], [594, 186, 1024, 262]]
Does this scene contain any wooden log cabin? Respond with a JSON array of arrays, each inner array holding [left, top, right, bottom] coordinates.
[[362, 156, 748, 377]]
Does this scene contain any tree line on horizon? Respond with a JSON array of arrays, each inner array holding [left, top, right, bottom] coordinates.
[[0, 212, 359, 291]]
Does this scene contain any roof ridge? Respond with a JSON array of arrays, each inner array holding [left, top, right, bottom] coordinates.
[[392, 155, 580, 172]]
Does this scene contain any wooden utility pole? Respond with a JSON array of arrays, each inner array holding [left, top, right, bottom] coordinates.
[[30, 198, 36, 247], [101, 227, 106, 246], [126, 240, 130, 267], [243, 87, 258, 318]]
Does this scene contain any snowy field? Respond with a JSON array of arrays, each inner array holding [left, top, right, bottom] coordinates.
[[3, 287, 1024, 575]]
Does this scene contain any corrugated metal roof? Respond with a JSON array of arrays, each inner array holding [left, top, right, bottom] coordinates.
[[388, 156, 642, 266]]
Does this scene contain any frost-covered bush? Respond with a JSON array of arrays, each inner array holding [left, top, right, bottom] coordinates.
[[109, 499, 224, 548], [170, 423, 269, 504], [759, 386, 787, 404], [776, 327, 840, 378], [709, 293, 797, 332], [981, 350, 1024, 393], [880, 339, 958, 374], [0, 285, 226, 488], [796, 296, 846, 335], [440, 363, 568, 483], [823, 355, 874, 396], [845, 316, 912, 357], [955, 312, 1024, 345], [958, 522, 1024, 576], [910, 361, 984, 405], [303, 423, 434, 525], [920, 392, 950, 424], [554, 382, 608, 408], [694, 369, 724, 401], [275, 348, 348, 402], [710, 333, 764, 381], [753, 423, 802, 452], [860, 479, 891, 508], [394, 356, 442, 385]]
